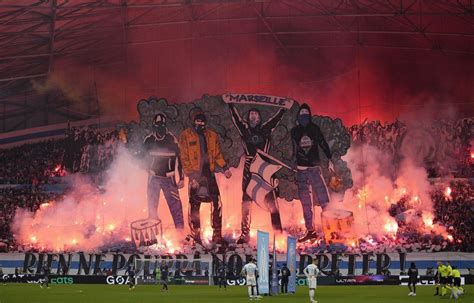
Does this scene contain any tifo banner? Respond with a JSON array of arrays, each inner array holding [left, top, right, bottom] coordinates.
[[286, 236, 297, 293], [1, 252, 473, 277], [222, 93, 294, 109], [257, 230, 270, 294]]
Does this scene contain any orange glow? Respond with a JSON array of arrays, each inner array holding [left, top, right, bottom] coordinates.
[[444, 187, 452, 199], [356, 187, 368, 209], [107, 224, 115, 231], [40, 203, 50, 209], [30, 235, 37, 243], [384, 220, 398, 234], [422, 214, 434, 229], [366, 236, 376, 246], [447, 235, 453, 242], [356, 188, 368, 199], [203, 226, 213, 242]]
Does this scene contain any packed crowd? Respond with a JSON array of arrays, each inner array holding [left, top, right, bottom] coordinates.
[[0, 119, 472, 253], [431, 180, 474, 252], [299, 180, 473, 255], [63, 126, 119, 173], [0, 187, 63, 251], [0, 139, 66, 185], [348, 118, 474, 178], [348, 119, 404, 155]]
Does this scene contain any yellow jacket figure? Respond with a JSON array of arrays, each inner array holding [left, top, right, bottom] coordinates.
[[178, 111, 232, 244], [179, 127, 227, 175]]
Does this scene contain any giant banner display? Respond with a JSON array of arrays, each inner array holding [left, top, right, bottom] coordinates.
[[257, 231, 270, 294], [1, 252, 473, 278]]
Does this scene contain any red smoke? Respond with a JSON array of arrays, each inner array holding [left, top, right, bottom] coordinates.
[[42, 25, 474, 126]]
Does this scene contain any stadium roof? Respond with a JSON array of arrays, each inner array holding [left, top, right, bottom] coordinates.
[[1, 0, 473, 132]]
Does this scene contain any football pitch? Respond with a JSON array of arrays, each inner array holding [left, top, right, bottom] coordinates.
[[1, 284, 473, 303]]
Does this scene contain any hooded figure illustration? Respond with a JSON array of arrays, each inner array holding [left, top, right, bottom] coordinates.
[[178, 111, 232, 244], [291, 103, 333, 242], [143, 113, 185, 229]]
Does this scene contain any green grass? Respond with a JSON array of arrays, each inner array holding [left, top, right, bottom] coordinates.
[[1, 284, 473, 303]]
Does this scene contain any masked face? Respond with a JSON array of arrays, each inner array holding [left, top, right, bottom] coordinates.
[[299, 108, 310, 115], [298, 114, 311, 126], [248, 111, 261, 128], [298, 108, 311, 126], [153, 123, 166, 137], [194, 119, 206, 133], [153, 115, 167, 137]]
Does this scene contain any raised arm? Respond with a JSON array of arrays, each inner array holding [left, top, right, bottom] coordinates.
[[228, 104, 247, 136], [262, 108, 286, 131]]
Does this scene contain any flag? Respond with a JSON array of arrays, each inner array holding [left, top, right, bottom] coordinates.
[[246, 150, 292, 210], [245, 174, 274, 211], [249, 151, 283, 185], [257, 230, 270, 294], [286, 236, 297, 293]]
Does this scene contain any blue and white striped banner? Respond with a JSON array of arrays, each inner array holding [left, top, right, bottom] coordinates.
[[287, 236, 297, 293], [246, 174, 274, 210], [257, 230, 270, 294], [249, 151, 282, 185]]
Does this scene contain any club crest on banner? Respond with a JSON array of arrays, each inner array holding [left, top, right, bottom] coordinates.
[[130, 218, 163, 248]]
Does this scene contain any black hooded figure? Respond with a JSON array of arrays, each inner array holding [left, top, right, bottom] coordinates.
[[143, 113, 185, 229], [291, 103, 333, 242], [228, 104, 286, 244]]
